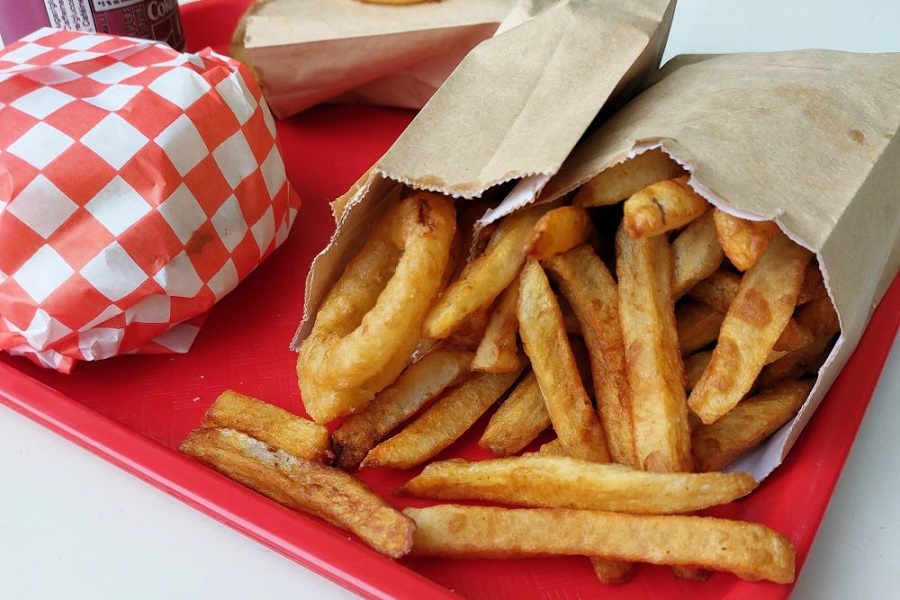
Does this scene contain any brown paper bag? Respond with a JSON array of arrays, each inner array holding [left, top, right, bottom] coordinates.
[[293, 0, 677, 347], [540, 50, 900, 480], [233, 0, 516, 117]]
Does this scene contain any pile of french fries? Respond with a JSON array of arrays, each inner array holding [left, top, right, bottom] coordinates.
[[182, 148, 841, 587]]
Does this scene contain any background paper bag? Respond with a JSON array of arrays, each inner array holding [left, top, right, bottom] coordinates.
[[233, 0, 515, 117], [541, 49, 900, 480], [294, 0, 677, 345]]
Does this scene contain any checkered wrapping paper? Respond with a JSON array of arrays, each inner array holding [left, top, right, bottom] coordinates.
[[0, 28, 299, 373]]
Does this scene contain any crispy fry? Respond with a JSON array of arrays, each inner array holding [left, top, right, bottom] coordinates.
[[405, 505, 795, 584], [471, 275, 522, 373], [518, 259, 609, 463], [424, 203, 550, 339], [623, 176, 710, 238], [361, 367, 522, 470], [202, 390, 332, 464], [543, 245, 637, 467], [573, 149, 685, 208], [400, 455, 757, 513], [331, 350, 473, 470], [683, 350, 713, 392], [771, 318, 814, 354], [672, 210, 724, 298], [538, 438, 565, 455], [180, 428, 414, 558], [524, 205, 593, 260], [479, 371, 551, 456], [616, 224, 691, 472], [689, 232, 813, 424], [713, 209, 782, 271], [676, 302, 725, 354], [693, 379, 813, 471], [688, 269, 742, 313]]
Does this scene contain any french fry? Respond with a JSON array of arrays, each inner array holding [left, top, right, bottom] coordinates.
[[538, 438, 565, 455], [361, 367, 522, 470], [523, 205, 593, 259], [331, 349, 473, 470], [202, 390, 333, 464], [479, 371, 551, 456], [713, 209, 782, 271], [518, 259, 610, 463], [683, 350, 713, 392], [400, 455, 758, 514], [404, 505, 796, 584], [689, 232, 813, 424], [687, 269, 742, 313], [672, 210, 725, 298], [676, 302, 725, 354], [771, 318, 814, 354], [622, 176, 710, 238], [471, 275, 522, 373], [423, 203, 550, 339], [543, 245, 637, 467], [615, 224, 692, 473], [573, 149, 686, 208], [180, 428, 414, 558], [693, 379, 814, 471]]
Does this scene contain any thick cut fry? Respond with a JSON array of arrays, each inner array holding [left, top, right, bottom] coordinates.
[[331, 350, 473, 470], [539, 438, 565, 455], [361, 368, 522, 470], [672, 210, 725, 298], [623, 176, 710, 238], [683, 351, 713, 392], [400, 455, 757, 513], [180, 428, 414, 558], [202, 390, 332, 464], [523, 205, 592, 259], [573, 148, 685, 208], [518, 260, 609, 463], [689, 232, 813, 424], [471, 275, 522, 373], [479, 371, 551, 456], [423, 203, 550, 339], [405, 505, 795, 584], [693, 379, 813, 471], [688, 269, 742, 313], [771, 318, 814, 354], [676, 302, 725, 354], [713, 209, 782, 271], [543, 246, 637, 467], [616, 225, 691, 473]]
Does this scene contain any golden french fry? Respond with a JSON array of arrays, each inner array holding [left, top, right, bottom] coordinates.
[[331, 349, 473, 470], [573, 149, 686, 208], [693, 379, 814, 471], [672, 210, 725, 298], [771, 318, 814, 354], [538, 438, 565, 455], [623, 176, 710, 238], [683, 350, 713, 392], [479, 371, 551, 456], [202, 390, 333, 464], [180, 428, 414, 558], [713, 209, 782, 271], [361, 367, 522, 470], [400, 455, 757, 513], [687, 269, 742, 313], [518, 259, 610, 463], [676, 302, 725, 354], [523, 205, 593, 260], [471, 275, 522, 373], [616, 224, 691, 473], [424, 203, 550, 339], [543, 245, 637, 467], [405, 505, 796, 584], [689, 232, 813, 424]]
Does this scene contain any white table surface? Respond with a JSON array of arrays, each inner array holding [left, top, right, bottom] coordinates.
[[1, 1, 899, 598]]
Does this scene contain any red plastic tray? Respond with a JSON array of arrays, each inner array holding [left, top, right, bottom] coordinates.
[[1, 1, 899, 598]]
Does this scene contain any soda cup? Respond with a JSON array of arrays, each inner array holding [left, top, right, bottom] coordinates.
[[0, 0, 185, 50]]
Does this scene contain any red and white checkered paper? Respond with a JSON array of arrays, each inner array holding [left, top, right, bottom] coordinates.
[[0, 28, 299, 373]]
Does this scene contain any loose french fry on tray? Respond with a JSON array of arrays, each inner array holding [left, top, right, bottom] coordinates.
[[693, 379, 814, 472], [399, 455, 757, 513], [404, 505, 796, 584], [479, 371, 551, 456], [202, 390, 333, 464], [672, 210, 725, 299], [713, 209, 783, 272], [332, 349, 474, 470], [180, 428, 414, 558], [517, 259, 610, 463], [689, 231, 813, 424], [361, 367, 522, 470], [573, 148, 686, 208], [622, 176, 710, 238]]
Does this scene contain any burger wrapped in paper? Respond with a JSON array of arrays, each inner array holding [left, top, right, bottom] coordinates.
[[0, 28, 299, 373]]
